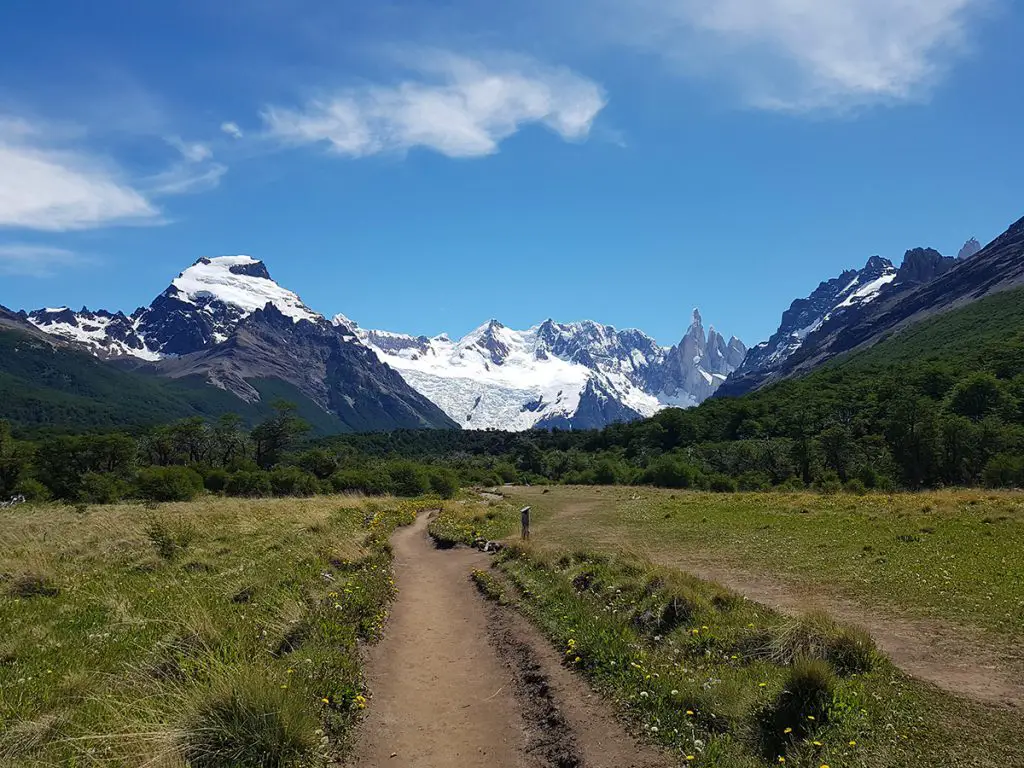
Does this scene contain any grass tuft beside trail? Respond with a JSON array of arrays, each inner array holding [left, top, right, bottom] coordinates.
[[0, 495, 428, 767]]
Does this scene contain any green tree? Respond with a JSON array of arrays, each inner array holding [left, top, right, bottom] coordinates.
[[949, 373, 1006, 422], [252, 401, 310, 469], [0, 420, 30, 497]]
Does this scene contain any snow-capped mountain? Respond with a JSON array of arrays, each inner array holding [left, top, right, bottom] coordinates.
[[24, 256, 456, 432], [341, 310, 746, 430], [28, 256, 319, 360], [720, 243, 962, 397]]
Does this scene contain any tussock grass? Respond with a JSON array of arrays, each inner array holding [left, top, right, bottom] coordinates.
[[0, 495, 422, 766], [769, 612, 877, 675], [181, 665, 320, 768]]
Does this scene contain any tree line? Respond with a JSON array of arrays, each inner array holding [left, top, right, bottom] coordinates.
[[0, 401, 459, 504]]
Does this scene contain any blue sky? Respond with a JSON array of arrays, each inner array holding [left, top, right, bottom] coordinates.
[[1, 0, 1022, 347]]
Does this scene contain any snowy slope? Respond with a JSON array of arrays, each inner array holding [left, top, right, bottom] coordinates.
[[342, 312, 745, 430]]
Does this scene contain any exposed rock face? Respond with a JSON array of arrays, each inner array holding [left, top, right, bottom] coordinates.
[[958, 238, 982, 261], [154, 305, 455, 431], [896, 248, 956, 285]]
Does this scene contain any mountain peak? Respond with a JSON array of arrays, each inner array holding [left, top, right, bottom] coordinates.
[[168, 255, 317, 323], [957, 238, 982, 261], [897, 247, 956, 285]]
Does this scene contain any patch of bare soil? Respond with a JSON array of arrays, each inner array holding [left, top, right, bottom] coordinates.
[[350, 513, 676, 767]]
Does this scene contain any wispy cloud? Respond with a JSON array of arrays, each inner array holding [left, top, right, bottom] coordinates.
[[149, 136, 227, 195], [601, 0, 988, 111], [262, 52, 607, 158], [0, 244, 90, 277]]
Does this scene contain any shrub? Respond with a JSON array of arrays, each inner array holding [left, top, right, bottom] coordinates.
[[708, 473, 737, 493], [983, 453, 1024, 488], [136, 466, 204, 502], [224, 470, 273, 498], [737, 471, 772, 491], [329, 469, 392, 496], [269, 467, 320, 497], [203, 468, 229, 493], [813, 471, 842, 495], [12, 478, 50, 502], [640, 456, 702, 489], [388, 462, 429, 497], [79, 472, 130, 504], [428, 468, 460, 499], [843, 478, 868, 495], [146, 517, 196, 560], [181, 667, 318, 768]]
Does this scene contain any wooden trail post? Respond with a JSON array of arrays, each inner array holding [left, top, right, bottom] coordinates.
[[520, 506, 531, 541]]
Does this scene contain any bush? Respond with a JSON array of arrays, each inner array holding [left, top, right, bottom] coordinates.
[[329, 469, 392, 496], [182, 667, 319, 768], [79, 472, 130, 504], [708, 473, 737, 493], [136, 466, 204, 502], [983, 453, 1024, 488], [269, 467, 320, 497], [203, 468, 229, 493], [428, 468, 460, 499], [813, 471, 842, 495], [737, 471, 772, 491], [224, 470, 273, 498], [7, 572, 60, 598], [640, 456, 702, 489], [12, 478, 50, 502], [843, 478, 868, 495], [145, 517, 196, 560], [388, 462, 429, 497]]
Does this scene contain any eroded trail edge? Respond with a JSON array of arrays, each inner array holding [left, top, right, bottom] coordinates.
[[350, 512, 673, 768]]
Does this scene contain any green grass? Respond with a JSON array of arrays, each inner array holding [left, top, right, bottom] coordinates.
[[511, 486, 1024, 640], [0, 495, 426, 766], [430, 491, 1024, 766]]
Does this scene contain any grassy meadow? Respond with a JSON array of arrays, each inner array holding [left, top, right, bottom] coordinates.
[[0, 495, 425, 767], [433, 487, 1024, 767], [510, 486, 1024, 640]]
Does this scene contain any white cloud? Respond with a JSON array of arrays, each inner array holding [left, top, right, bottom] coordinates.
[[221, 121, 244, 139], [0, 135, 158, 232], [0, 117, 230, 232], [0, 244, 88, 277], [262, 53, 607, 158], [604, 0, 986, 111]]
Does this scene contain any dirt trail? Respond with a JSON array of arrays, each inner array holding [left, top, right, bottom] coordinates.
[[351, 513, 673, 768], [554, 499, 1024, 708]]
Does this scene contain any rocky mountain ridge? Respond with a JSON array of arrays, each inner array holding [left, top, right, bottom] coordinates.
[[720, 230, 1023, 396]]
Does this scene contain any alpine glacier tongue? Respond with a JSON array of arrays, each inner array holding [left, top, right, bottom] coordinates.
[[345, 311, 746, 431]]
